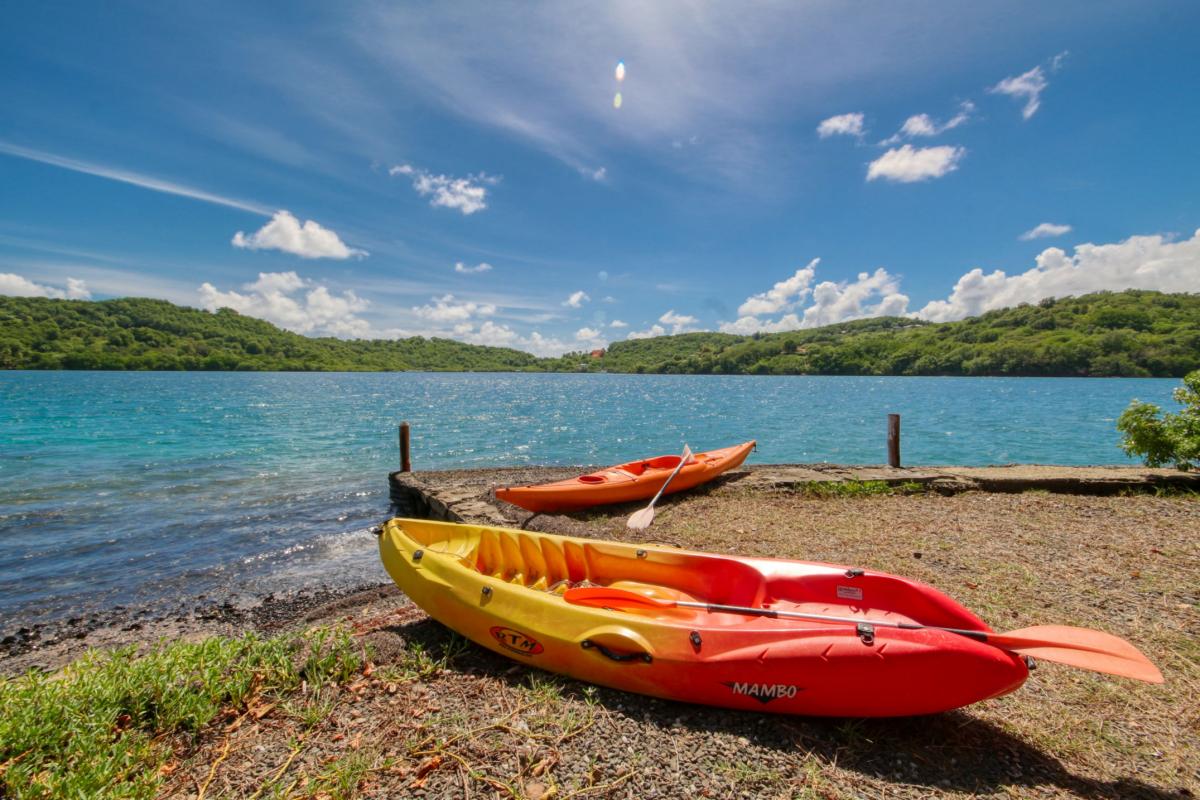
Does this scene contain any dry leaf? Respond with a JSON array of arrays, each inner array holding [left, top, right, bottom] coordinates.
[[415, 755, 444, 779]]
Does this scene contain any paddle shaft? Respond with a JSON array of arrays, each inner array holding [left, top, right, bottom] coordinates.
[[562, 586, 1164, 683], [645, 446, 692, 508], [669, 599, 989, 642]]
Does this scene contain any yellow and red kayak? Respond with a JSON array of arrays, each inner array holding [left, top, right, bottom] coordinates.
[[378, 518, 1161, 717], [494, 440, 755, 513]]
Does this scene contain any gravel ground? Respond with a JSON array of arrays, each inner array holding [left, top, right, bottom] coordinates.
[[137, 484, 1199, 799], [5, 474, 1196, 799]]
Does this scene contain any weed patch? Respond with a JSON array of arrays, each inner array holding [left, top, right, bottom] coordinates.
[[0, 627, 364, 800]]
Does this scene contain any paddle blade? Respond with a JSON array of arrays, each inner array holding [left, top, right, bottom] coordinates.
[[992, 625, 1164, 684], [564, 586, 673, 609], [626, 506, 655, 531]]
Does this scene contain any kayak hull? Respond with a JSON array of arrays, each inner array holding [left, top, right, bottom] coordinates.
[[379, 518, 1028, 717], [494, 440, 755, 513]]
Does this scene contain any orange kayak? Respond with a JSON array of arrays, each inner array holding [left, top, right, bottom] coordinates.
[[494, 440, 755, 513], [378, 519, 1162, 717]]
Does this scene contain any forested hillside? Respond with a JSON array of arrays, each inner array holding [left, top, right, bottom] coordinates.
[[559, 291, 1200, 377], [1, 290, 1197, 376], [0, 297, 542, 371]]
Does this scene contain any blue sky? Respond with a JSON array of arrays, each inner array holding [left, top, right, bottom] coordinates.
[[2, 1, 1198, 354]]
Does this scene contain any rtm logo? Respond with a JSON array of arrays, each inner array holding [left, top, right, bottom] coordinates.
[[490, 626, 544, 656], [722, 681, 802, 704]]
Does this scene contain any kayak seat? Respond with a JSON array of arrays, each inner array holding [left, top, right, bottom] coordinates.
[[583, 543, 767, 608], [645, 456, 682, 470]]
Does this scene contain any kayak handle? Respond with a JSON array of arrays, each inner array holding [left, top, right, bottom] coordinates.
[[581, 639, 653, 664]]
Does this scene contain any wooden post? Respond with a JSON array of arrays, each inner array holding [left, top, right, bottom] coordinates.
[[887, 414, 901, 468], [399, 422, 412, 472]]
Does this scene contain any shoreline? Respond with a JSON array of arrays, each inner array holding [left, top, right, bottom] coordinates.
[[7, 461, 1195, 675], [0, 580, 394, 675]]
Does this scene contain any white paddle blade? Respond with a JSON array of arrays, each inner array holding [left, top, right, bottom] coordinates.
[[626, 506, 655, 531], [627, 443, 692, 531]]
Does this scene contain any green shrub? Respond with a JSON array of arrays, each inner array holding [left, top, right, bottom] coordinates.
[[1118, 370, 1200, 470]]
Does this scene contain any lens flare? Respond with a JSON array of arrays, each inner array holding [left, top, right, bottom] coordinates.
[[613, 92, 623, 109], [615, 61, 626, 82]]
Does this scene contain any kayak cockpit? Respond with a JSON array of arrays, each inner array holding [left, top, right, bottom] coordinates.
[[395, 519, 987, 633]]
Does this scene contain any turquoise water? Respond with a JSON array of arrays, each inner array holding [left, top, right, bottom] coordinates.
[[0, 371, 1180, 624]]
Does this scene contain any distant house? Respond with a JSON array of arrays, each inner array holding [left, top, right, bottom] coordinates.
[[590, 349, 606, 359]]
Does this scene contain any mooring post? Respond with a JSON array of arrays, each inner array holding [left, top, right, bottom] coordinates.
[[399, 421, 412, 472], [887, 413, 901, 468]]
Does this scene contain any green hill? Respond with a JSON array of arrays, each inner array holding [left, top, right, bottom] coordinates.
[[0, 297, 542, 371], [561, 291, 1200, 377], [1, 290, 1197, 376]]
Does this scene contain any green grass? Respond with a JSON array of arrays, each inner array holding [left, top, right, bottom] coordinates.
[[799, 480, 896, 498], [0, 627, 365, 800], [375, 633, 470, 686], [302, 748, 386, 800]]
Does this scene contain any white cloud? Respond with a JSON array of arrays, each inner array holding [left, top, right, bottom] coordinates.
[[390, 163, 496, 214], [454, 261, 493, 274], [563, 290, 590, 308], [720, 263, 909, 333], [0, 140, 272, 216], [897, 114, 937, 138], [737, 259, 818, 316], [232, 210, 367, 259], [627, 310, 700, 339], [609, 319, 628, 328], [867, 144, 965, 183], [719, 313, 805, 335], [0, 273, 91, 299], [803, 269, 910, 327], [917, 229, 1200, 322], [990, 65, 1049, 120], [411, 293, 496, 323], [198, 272, 370, 337], [1019, 222, 1072, 241], [447, 320, 573, 356], [627, 324, 666, 340], [659, 309, 699, 334], [580, 166, 607, 182], [880, 101, 974, 144], [575, 326, 603, 340], [817, 112, 865, 139]]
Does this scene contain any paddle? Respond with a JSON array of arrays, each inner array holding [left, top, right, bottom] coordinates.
[[563, 586, 1163, 684], [627, 445, 693, 531]]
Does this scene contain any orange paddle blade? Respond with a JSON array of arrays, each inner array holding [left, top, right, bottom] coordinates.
[[990, 625, 1164, 684]]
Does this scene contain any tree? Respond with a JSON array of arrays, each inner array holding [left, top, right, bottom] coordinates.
[[1117, 370, 1200, 470]]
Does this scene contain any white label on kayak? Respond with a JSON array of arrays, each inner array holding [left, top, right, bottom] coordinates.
[[723, 681, 802, 704], [836, 585, 863, 601]]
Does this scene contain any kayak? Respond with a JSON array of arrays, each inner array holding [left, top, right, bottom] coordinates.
[[494, 440, 755, 513], [377, 518, 1161, 717]]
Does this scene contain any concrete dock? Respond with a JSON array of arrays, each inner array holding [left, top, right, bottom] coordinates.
[[389, 463, 1200, 526]]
